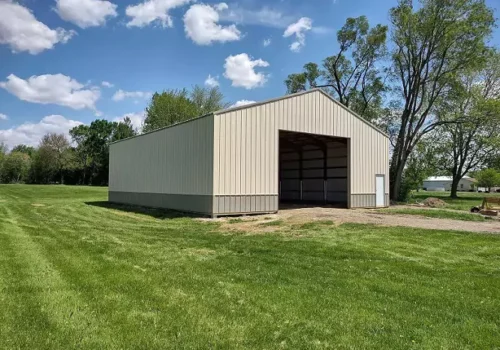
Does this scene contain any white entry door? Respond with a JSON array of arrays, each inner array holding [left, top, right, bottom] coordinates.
[[376, 175, 385, 207]]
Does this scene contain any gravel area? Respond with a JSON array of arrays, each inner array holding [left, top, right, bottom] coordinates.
[[213, 207, 500, 234]]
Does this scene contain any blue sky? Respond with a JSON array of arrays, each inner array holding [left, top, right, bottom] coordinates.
[[0, 0, 499, 147]]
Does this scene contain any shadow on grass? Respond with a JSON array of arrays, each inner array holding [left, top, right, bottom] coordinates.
[[85, 201, 202, 220]]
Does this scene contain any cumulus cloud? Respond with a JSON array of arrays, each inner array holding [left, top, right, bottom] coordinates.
[[126, 0, 193, 28], [0, 115, 83, 148], [102, 81, 114, 88], [231, 100, 256, 108], [184, 3, 241, 45], [263, 38, 271, 47], [112, 89, 152, 101], [224, 53, 269, 89], [0, 0, 75, 54], [113, 112, 146, 132], [204, 74, 219, 87], [0, 113, 7, 121], [55, 0, 118, 28], [0, 74, 100, 111], [283, 17, 312, 52]]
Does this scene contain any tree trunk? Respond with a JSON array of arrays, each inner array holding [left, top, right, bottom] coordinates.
[[450, 177, 460, 199], [389, 150, 407, 202]]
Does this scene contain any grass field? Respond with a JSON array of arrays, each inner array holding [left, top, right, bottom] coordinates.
[[1, 185, 500, 349], [410, 190, 500, 211], [380, 208, 487, 222]]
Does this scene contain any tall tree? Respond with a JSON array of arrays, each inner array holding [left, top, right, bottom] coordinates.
[[38, 133, 71, 184], [476, 168, 500, 191], [190, 85, 230, 116], [69, 124, 91, 184], [0, 142, 7, 179], [435, 51, 500, 198], [11, 145, 36, 157], [285, 16, 388, 120], [1, 152, 31, 183], [69, 119, 133, 185], [143, 89, 199, 133], [388, 0, 495, 201], [112, 117, 137, 142]]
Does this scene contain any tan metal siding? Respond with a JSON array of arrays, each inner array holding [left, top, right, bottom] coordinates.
[[213, 90, 389, 199], [110, 116, 214, 195]]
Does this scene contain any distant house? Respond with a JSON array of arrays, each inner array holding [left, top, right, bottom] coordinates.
[[422, 176, 476, 192]]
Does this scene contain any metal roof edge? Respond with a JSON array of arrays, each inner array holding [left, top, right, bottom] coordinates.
[[213, 89, 320, 115], [109, 113, 214, 145], [214, 88, 389, 139]]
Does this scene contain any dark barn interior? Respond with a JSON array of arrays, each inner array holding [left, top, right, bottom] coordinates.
[[279, 130, 349, 208]]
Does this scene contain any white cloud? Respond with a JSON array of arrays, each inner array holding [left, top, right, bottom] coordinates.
[[219, 6, 293, 28], [184, 3, 241, 45], [263, 38, 271, 47], [112, 89, 152, 101], [0, 115, 83, 148], [126, 0, 193, 28], [102, 81, 114, 88], [55, 0, 118, 28], [0, 114, 8, 121], [0, 74, 100, 111], [113, 112, 146, 132], [205, 74, 219, 87], [224, 53, 269, 89], [0, 0, 75, 54], [231, 100, 256, 108], [283, 17, 312, 52]]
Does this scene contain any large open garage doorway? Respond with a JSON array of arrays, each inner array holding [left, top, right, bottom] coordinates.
[[279, 130, 349, 208]]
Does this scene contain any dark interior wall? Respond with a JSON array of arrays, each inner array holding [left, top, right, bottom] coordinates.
[[279, 131, 348, 206]]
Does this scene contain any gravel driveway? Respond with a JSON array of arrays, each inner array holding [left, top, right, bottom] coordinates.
[[215, 207, 500, 234]]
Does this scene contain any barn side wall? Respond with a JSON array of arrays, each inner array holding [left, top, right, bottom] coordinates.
[[109, 115, 215, 215], [213, 91, 390, 215]]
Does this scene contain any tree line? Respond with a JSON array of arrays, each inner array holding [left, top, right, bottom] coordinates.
[[285, 0, 500, 199], [0, 86, 228, 186]]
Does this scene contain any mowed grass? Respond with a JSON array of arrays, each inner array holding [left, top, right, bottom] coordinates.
[[0, 185, 500, 349], [380, 208, 487, 222], [411, 190, 500, 211]]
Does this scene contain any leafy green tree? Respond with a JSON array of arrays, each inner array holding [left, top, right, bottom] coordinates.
[[11, 144, 36, 157], [1, 152, 31, 183], [190, 85, 230, 116], [143, 89, 199, 133], [85, 120, 115, 185], [476, 168, 500, 192], [33, 133, 71, 184], [0, 142, 7, 181], [435, 51, 500, 198], [112, 117, 137, 142], [285, 16, 388, 120], [69, 119, 134, 185], [400, 136, 439, 199], [388, 0, 495, 201], [69, 124, 91, 184]]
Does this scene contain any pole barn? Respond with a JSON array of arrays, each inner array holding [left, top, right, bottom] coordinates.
[[109, 89, 390, 217]]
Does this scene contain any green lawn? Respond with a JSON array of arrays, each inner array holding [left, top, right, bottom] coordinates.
[[410, 190, 500, 211], [380, 208, 486, 222], [1, 185, 500, 349]]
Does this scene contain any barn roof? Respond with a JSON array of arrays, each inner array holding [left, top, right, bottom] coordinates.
[[215, 88, 389, 138], [111, 88, 388, 145]]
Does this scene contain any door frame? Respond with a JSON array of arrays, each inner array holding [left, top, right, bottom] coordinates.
[[375, 174, 385, 207]]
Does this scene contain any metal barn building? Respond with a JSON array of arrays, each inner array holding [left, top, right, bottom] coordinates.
[[109, 89, 390, 217]]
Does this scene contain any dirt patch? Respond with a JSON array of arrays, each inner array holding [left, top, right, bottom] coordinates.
[[421, 197, 447, 208], [31, 203, 46, 207], [208, 207, 500, 234]]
